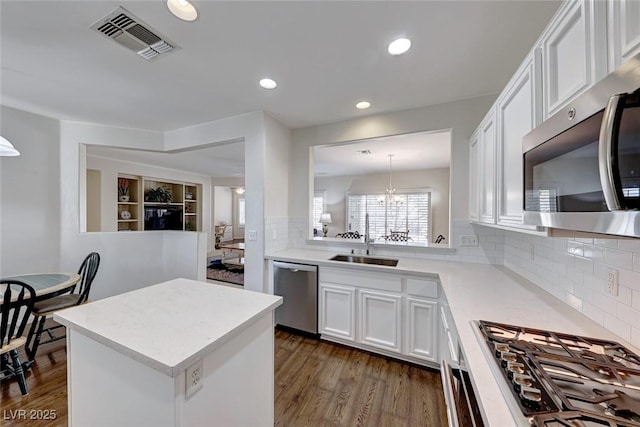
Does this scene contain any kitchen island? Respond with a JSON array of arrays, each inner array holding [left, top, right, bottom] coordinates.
[[54, 278, 282, 427]]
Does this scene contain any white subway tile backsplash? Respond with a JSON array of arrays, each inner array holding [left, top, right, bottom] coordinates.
[[605, 248, 634, 270], [617, 268, 640, 291], [617, 239, 640, 253], [567, 241, 584, 257], [632, 327, 640, 349], [582, 302, 605, 326], [566, 293, 583, 311], [504, 228, 640, 346], [604, 313, 631, 342]]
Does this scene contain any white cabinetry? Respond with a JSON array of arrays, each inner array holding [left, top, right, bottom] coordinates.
[[439, 303, 459, 362], [496, 51, 542, 228], [319, 284, 356, 340], [479, 110, 497, 225], [319, 266, 439, 366], [406, 298, 437, 362], [608, 0, 640, 70], [358, 290, 402, 353], [540, 0, 607, 118], [468, 131, 480, 223]]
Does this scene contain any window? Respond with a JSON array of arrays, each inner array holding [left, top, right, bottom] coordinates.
[[347, 192, 431, 243], [313, 191, 325, 234]]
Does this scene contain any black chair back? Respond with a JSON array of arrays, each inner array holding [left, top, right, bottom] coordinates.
[[76, 252, 100, 305], [0, 280, 36, 350]]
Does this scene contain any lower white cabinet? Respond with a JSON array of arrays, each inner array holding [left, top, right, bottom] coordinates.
[[406, 297, 438, 362], [319, 267, 439, 366], [319, 284, 356, 340], [358, 290, 402, 353]]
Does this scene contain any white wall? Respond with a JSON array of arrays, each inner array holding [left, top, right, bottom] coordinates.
[[214, 187, 233, 226], [290, 95, 496, 247], [315, 168, 450, 241], [263, 114, 292, 254], [0, 106, 61, 275]]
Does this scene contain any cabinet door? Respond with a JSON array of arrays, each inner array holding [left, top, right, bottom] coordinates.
[[358, 290, 402, 353], [496, 51, 541, 227], [541, 0, 607, 118], [609, 0, 640, 70], [468, 131, 480, 223], [439, 305, 458, 362], [319, 284, 355, 340], [479, 110, 497, 224], [406, 298, 438, 362]]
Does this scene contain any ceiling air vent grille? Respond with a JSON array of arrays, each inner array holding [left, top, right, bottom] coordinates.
[[90, 7, 179, 62]]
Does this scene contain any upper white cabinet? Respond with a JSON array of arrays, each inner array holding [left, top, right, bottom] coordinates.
[[496, 51, 542, 228], [479, 110, 497, 225], [468, 130, 480, 223], [608, 0, 640, 70], [540, 0, 607, 118]]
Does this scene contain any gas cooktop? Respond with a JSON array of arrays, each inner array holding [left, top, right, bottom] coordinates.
[[478, 320, 640, 426]]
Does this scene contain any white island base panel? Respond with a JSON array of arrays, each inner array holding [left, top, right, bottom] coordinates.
[[55, 278, 282, 427], [67, 314, 274, 427]]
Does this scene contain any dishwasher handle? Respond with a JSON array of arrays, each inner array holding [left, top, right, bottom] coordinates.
[[273, 261, 318, 273]]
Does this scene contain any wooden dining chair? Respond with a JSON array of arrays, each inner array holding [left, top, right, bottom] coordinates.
[[25, 252, 100, 360], [1, 280, 37, 395]]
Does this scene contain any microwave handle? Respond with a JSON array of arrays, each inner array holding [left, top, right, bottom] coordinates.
[[598, 94, 624, 211]]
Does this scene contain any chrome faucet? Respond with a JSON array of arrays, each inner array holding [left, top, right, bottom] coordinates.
[[364, 213, 372, 255]]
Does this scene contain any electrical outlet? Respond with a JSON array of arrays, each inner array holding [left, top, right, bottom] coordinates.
[[606, 268, 619, 296], [247, 230, 257, 241], [185, 359, 204, 397], [459, 235, 479, 247]]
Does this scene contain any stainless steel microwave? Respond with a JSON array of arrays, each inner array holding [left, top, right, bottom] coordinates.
[[522, 52, 640, 237]]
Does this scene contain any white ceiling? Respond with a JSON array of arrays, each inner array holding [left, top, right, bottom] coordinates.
[[1, 0, 561, 133], [314, 130, 451, 177]]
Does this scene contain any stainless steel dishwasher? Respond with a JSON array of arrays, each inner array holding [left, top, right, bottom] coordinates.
[[273, 261, 318, 335]]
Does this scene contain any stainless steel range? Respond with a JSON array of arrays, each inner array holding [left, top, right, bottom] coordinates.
[[477, 320, 640, 426]]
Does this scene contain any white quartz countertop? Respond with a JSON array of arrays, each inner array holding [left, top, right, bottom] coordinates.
[[266, 248, 640, 426], [54, 278, 282, 377]]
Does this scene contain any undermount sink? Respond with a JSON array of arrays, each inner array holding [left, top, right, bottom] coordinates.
[[330, 254, 399, 267]]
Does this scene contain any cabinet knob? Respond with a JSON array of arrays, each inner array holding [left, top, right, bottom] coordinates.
[[567, 108, 576, 120]]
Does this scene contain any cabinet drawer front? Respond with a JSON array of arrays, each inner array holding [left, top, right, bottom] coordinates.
[[320, 268, 402, 292], [406, 278, 438, 298]]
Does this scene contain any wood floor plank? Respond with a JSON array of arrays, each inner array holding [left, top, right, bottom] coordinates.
[[2, 325, 449, 427]]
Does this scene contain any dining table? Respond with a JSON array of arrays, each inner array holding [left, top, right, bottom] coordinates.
[[0, 272, 80, 370], [1, 272, 81, 302]]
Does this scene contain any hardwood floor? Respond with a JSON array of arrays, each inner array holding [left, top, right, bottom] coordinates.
[[1, 321, 68, 427], [1, 326, 447, 427], [274, 329, 448, 426]]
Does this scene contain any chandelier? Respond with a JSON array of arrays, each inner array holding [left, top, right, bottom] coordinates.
[[378, 154, 404, 206]]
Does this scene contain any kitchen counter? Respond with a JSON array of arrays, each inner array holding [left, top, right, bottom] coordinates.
[[266, 248, 640, 426], [55, 278, 283, 427]]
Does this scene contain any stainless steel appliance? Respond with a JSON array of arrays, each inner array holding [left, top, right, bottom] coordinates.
[[441, 358, 485, 427], [477, 320, 640, 426], [522, 52, 640, 237], [273, 261, 318, 335]]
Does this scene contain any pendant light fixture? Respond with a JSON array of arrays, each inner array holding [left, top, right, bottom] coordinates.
[[378, 154, 403, 206], [0, 136, 20, 156]]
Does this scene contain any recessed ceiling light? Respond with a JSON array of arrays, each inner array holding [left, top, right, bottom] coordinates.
[[167, 0, 198, 21], [259, 78, 277, 89], [356, 101, 371, 110], [388, 38, 411, 56]]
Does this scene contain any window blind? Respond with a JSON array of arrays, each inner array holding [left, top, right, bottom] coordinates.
[[347, 192, 431, 243]]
